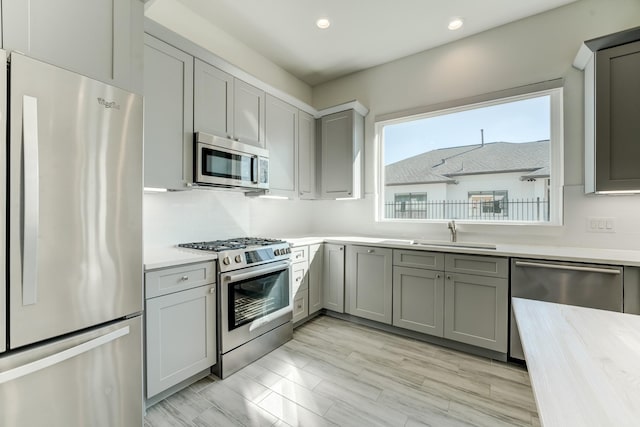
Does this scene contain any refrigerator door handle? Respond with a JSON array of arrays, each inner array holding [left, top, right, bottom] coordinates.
[[22, 95, 40, 306], [0, 326, 130, 385]]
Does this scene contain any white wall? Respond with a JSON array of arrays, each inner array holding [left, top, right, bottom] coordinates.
[[307, 0, 640, 250], [144, 0, 312, 104]]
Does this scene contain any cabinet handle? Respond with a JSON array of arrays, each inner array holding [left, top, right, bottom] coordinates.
[[447, 275, 452, 280], [210, 287, 215, 294], [436, 274, 441, 279], [180, 275, 189, 281], [296, 277, 302, 282], [367, 249, 374, 253]]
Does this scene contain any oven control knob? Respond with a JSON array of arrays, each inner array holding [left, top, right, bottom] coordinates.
[[235, 255, 242, 263], [286, 247, 291, 254], [222, 257, 230, 265], [274, 249, 280, 256]]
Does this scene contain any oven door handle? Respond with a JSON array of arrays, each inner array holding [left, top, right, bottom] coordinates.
[[222, 261, 291, 283]]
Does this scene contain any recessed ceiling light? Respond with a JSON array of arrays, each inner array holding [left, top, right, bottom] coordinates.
[[448, 17, 464, 31], [316, 18, 331, 29]]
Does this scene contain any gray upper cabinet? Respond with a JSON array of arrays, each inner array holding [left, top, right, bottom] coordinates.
[[318, 109, 364, 199], [323, 244, 345, 313], [578, 28, 640, 193], [193, 60, 265, 148], [143, 35, 194, 190], [2, 0, 144, 93], [234, 79, 266, 147], [346, 246, 393, 324], [194, 59, 233, 139], [298, 110, 316, 199], [266, 95, 298, 198]]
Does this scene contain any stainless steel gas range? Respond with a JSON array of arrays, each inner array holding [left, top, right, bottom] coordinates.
[[178, 238, 293, 378]]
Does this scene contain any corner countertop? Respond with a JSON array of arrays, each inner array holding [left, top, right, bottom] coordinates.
[[144, 246, 218, 271], [512, 298, 640, 427], [282, 236, 640, 266]]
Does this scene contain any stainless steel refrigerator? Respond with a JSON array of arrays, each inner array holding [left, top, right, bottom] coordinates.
[[0, 50, 144, 426]]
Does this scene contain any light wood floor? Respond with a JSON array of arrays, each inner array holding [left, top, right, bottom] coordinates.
[[145, 315, 539, 427]]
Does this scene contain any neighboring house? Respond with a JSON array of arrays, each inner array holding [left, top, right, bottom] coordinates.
[[384, 141, 550, 221]]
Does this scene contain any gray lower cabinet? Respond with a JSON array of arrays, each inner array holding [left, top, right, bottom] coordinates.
[[145, 262, 216, 399], [292, 253, 309, 324], [346, 246, 393, 324], [393, 266, 444, 336], [266, 95, 298, 198], [2, 0, 144, 93], [323, 244, 345, 313], [308, 244, 324, 315], [443, 272, 508, 353], [143, 34, 194, 190]]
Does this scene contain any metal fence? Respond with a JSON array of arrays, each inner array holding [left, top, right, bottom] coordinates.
[[385, 198, 550, 221]]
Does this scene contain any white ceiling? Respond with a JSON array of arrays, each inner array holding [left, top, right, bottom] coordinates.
[[171, 0, 578, 86]]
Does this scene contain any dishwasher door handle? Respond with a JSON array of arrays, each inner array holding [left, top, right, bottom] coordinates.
[[514, 261, 621, 275]]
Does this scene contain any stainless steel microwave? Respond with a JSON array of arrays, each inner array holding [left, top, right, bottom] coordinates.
[[195, 132, 269, 190]]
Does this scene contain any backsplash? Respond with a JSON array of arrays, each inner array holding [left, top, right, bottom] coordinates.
[[143, 190, 252, 247]]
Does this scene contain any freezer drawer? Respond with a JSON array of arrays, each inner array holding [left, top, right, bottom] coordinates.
[[510, 258, 623, 360], [0, 316, 143, 427]]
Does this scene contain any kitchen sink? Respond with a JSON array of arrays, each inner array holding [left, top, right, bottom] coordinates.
[[409, 240, 497, 250]]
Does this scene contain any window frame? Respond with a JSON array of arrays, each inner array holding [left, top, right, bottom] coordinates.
[[375, 82, 564, 226]]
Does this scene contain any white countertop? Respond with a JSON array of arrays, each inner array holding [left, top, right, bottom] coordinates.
[[144, 246, 218, 270], [512, 298, 640, 427], [283, 236, 640, 266]]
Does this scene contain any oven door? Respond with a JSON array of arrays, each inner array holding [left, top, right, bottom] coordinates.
[[220, 260, 292, 353], [195, 141, 258, 188]]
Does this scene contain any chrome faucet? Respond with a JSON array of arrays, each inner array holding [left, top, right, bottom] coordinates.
[[447, 220, 457, 242]]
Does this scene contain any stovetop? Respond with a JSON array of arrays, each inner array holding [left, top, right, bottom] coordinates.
[[178, 237, 291, 272], [178, 237, 285, 252]]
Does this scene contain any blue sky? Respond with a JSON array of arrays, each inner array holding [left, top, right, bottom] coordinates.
[[383, 95, 550, 165]]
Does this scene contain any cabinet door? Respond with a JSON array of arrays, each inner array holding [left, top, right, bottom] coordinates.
[[320, 109, 364, 199], [194, 59, 234, 139], [266, 95, 298, 198], [298, 110, 316, 199], [346, 246, 393, 324], [393, 267, 444, 336], [143, 35, 194, 190], [145, 285, 216, 398], [2, 0, 143, 93], [320, 110, 353, 198], [308, 244, 324, 315], [323, 244, 345, 313], [594, 40, 640, 192], [233, 79, 265, 147], [443, 273, 508, 352]]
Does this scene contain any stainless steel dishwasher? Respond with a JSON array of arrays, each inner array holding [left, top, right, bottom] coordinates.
[[510, 258, 623, 361]]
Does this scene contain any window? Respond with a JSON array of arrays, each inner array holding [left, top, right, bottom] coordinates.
[[377, 84, 563, 224], [392, 192, 427, 219]]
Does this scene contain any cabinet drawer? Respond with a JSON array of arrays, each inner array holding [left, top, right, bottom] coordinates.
[[291, 245, 309, 263], [393, 249, 444, 270], [444, 254, 508, 278], [292, 262, 309, 295], [145, 261, 215, 298], [292, 288, 309, 324]]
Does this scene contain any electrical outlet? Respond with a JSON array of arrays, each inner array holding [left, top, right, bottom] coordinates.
[[587, 217, 616, 233]]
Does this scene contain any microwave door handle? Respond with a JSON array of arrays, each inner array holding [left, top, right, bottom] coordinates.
[[252, 155, 259, 184], [22, 95, 40, 306]]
